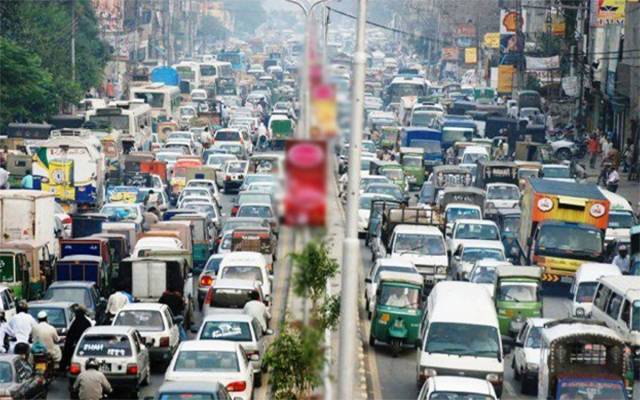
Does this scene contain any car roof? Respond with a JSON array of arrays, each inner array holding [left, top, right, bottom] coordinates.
[[177, 340, 240, 351], [431, 376, 494, 395], [460, 240, 505, 250], [28, 300, 76, 309], [575, 263, 622, 282], [221, 251, 267, 265], [429, 282, 497, 325], [454, 219, 498, 226]]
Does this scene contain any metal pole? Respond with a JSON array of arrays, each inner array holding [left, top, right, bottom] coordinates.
[[337, 0, 367, 398]]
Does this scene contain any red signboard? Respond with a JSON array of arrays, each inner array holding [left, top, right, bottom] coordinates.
[[284, 140, 327, 226]]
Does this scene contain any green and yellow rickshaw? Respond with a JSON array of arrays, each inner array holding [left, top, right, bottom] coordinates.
[[399, 147, 425, 189], [495, 265, 543, 335], [369, 270, 424, 357], [0, 239, 53, 300]]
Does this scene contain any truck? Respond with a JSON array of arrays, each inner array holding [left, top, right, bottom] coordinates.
[[374, 206, 447, 285], [519, 179, 610, 278], [401, 128, 443, 172], [537, 319, 630, 400], [0, 191, 57, 255]]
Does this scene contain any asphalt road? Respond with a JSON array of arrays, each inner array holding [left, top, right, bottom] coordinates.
[[358, 238, 573, 400]]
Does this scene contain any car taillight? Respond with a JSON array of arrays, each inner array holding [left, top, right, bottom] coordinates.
[[126, 364, 138, 375], [199, 275, 214, 287], [159, 336, 170, 348], [62, 216, 72, 225], [231, 206, 238, 216], [215, 238, 221, 245], [204, 287, 214, 305], [225, 176, 231, 181], [226, 381, 247, 392], [69, 363, 81, 375]]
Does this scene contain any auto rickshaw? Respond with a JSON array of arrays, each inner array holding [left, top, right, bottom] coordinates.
[[494, 265, 543, 335], [475, 160, 518, 189], [377, 126, 400, 150], [370, 160, 407, 193], [0, 239, 52, 300], [514, 161, 542, 189], [231, 227, 277, 273], [399, 147, 425, 189], [5, 153, 32, 188], [369, 270, 424, 357], [170, 213, 214, 273]]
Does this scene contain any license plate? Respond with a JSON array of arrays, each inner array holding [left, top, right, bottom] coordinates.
[[560, 276, 573, 284], [100, 364, 110, 373], [35, 363, 46, 372]]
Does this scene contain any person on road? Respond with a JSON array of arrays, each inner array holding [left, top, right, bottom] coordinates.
[[613, 244, 630, 274], [31, 311, 61, 364], [0, 311, 9, 353], [606, 166, 620, 193], [106, 285, 131, 322], [0, 165, 9, 189], [587, 134, 599, 169], [73, 357, 112, 400], [61, 306, 93, 371], [7, 301, 37, 352], [20, 170, 33, 189], [244, 298, 271, 333]]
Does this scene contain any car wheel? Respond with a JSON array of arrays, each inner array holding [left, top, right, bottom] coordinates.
[[520, 375, 530, 394], [254, 371, 262, 387], [368, 332, 375, 347]]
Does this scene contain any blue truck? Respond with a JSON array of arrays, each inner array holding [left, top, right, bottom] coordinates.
[[436, 117, 479, 151], [401, 128, 443, 171]]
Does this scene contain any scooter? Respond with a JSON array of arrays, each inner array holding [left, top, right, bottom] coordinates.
[[31, 342, 54, 387]]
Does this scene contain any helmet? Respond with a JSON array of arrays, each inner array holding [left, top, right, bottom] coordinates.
[[16, 300, 28, 313], [86, 358, 99, 370], [37, 310, 47, 321]]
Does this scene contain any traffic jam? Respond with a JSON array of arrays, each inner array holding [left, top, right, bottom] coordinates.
[[0, 1, 639, 400]]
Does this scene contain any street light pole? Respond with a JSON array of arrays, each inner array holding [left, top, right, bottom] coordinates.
[[338, 0, 367, 398]]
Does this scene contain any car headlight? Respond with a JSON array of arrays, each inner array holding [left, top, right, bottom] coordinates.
[[575, 307, 585, 317], [436, 266, 447, 275], [486, 373, 502, 383], [526, 362, 539, 372]]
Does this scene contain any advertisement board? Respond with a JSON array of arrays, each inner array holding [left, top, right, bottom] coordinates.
[[465, 48, 478, 64], [284, 140, 327, 226], [497, 65, 514, 94], [591, 0, 626, 26]]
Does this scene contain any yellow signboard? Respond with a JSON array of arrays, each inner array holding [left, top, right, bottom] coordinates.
[[465, 48, 478, 64], [41, 160, 75, 201], [497, 65, 514, 94], [483, 32, 500, 48]]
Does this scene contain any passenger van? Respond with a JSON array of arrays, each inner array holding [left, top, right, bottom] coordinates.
[[600, 188, 636, 246], [570, 263, 622, 317], [417, 281, 504, 397], [86, 101, 152, 151], [131, 83, 181, 123], [591, 275, 640, 351], [172, 61, 202, 90]]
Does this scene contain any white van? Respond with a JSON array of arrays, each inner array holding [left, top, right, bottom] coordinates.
[[600, 188, 636, 246], [591, 275, 640, 349], [417, 281, 504, 397], [570, 263, 622, 317], [217, 252, 271, 303]]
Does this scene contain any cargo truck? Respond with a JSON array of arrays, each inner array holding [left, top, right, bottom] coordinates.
[[0, 191, 57, 255]]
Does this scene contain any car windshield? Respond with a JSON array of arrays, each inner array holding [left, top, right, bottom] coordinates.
[[77, 335, 132, 357], [455, 224, 500, 241], [411, 112, 438, 127], [227, 162, 247, 173], [210, 288, 257, 308], [379, 284, 420, 309], [215, 131, 240, 141], [430, 393, 494, 400], [220, 266, 263, 283], [183, 203, 215, 217], [446, 207, 481, 222], [469, 266, 497, 284], [114, 310, 164, 332], [525, 326, 542, 348], [442, 127, 474, 144], [44, 288, 91, 308], [28, 308, 67, 328], [575, 282, 598, 303], [367, 186, 402, 200], [462, 153, 488, 164], [394, 234, 446, 256], [426, 322, 500, 359], [402, 157, 422, 167], [237, 206, 272, 219], [608, 211, 635, 229], [487, 185, 520, 200], [174, 350, 239, 372], [101, 205, 138, 221], [411, 140, 441, 154], [498, 282, 538, 302], [543, 166, 571, 179], [462, 248, 504, 263], [502, 216, 520, 233], [0, 362, 12, 384], [208, 155, 235, 166], [381, 168, 403, 180], [537, 225, 603, 255], [200, 321, 252, 341]]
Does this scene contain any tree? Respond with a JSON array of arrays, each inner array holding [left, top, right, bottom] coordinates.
[[290, 240, 338, 306], [222, 0, 266, 35], [0, 0, 108, 110], [0, 38, 58, 128]]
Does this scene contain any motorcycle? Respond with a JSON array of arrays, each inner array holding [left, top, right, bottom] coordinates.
[[31, 342, 54, 386]]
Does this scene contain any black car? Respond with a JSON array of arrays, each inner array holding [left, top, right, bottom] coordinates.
[[0, 354, 47, 399], [42, 282, 106, 324]]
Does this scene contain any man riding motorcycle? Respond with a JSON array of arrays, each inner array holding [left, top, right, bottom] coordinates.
[[73, 358, 112, 400]]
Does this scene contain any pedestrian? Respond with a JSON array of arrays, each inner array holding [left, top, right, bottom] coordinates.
[[601, 138, 611, 166], [606, 166, 620, 193], [31, 311, 61, 364], [7, 301, 37, 352], [105, 79, 114, 99], [61, 305, 93, 371], [158, 285, 186, 339], [587, 134, 599, 169], [20, 170, 33, 189], [612, 244, 630, 274], [0, 165, 9, 190], [243, 297, 271, 333], [106, 285, 131, 322], [73, 358, 112, 400]]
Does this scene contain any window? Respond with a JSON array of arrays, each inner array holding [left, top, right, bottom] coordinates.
[[174, 350, 239, 372], [114, 310, 165, 332], [593, 285, 612, 311], [621, 300, 631, 327], [0, 362, 12, 383], [76, 335, 133, 357], [606, 293, 623, 319]]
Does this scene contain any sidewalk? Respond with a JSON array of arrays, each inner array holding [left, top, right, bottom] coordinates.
[[583, 163, 639, 211]]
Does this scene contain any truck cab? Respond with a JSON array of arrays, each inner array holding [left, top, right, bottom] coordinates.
[[389, 225, 448, 285]]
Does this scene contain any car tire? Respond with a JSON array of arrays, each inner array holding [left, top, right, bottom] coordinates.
[[368, 332, 375, 347], [520, 375, 530, 394], [254, 371, 262, 387]]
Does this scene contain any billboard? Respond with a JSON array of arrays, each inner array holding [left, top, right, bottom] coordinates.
[[591, 0, 626, 26], [441, 47, 460, 61], [465, 48, 478, 64], [497, 65, 514, 94], [284, 140, 327, 227]]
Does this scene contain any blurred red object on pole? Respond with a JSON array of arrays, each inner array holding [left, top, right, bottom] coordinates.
[[284, 139, 327, 226]]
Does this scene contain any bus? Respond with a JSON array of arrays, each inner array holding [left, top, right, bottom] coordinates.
[[173, 61, 202, 91], [384, 76, 429, 107], [131, 83, 181, 124], [85, 101, 152, 151], [217, 50, 246, 72]]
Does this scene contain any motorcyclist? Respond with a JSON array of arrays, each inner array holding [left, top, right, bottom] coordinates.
[[31, 311, 61, 365], [7, 300, 36, 352], [73, 358, 112, 400]]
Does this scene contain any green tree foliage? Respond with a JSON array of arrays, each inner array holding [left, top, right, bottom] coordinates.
[[0, 0, 108, 118], [0, 38, 58, 126], [290, 240, 339, 305]]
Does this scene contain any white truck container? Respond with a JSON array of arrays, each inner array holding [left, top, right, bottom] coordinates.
[[0, 190, 57, 254]]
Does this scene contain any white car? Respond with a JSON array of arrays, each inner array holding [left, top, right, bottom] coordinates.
[[217, 252, 272, 303], [447, 219, 502, 258], [364, 258, 416, 318], [68, 326, 150, 398], [197, 313, 273, 385], [358, 193, 395, 236], [485, 183, 521, 210], [185, 179, 221, 205], [112, 303, 180, 368], [207, 154, 238, 187], [512, 318, 552, 395], [222, 160, 250, 194], [177, 187, 215, 208], [418, 376, 497, 400], [165, 340, 256, 399], [541, 163, 576, 182], [451, 240, 506, 281], [202, 279, 267, 318]]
